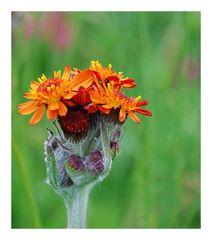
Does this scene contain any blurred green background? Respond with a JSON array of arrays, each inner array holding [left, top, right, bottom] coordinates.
[[12, 12, 200, 228]]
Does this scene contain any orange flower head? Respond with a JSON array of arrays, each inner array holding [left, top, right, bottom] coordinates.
[[90, 60, 136, 89], [17, 66, 74, 125], [17, 65, 95, 126], [18, 61, 151, 128], [90, 83, 152, 124]]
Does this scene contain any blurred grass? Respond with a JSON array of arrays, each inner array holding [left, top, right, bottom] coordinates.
[[12, 12, 200, 228]]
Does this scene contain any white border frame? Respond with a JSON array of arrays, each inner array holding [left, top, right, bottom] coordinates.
[[1, 0, 211, 240]]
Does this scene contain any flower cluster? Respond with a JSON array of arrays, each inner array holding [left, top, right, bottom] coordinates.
[[18, 60, 152, 131], [17, 61, 152, 228]]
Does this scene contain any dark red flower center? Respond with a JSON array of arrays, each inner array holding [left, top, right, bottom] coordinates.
[[58, 107, 89, 134]]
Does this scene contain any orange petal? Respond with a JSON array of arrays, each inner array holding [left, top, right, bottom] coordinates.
[[23, 92, 35, 99], [72, 77, 93, 91], [63, 91, 77, 99], [49, 102, 59, 110], [18, 105, 36, 115], [18, 101, 36, 115], [47, 109, 58, 120], [102, 104, 113, 109], [58, 101, 67, 116], [29, 105, 45, 125], [93, 75, 105, 95], [17, 100, 34, 109], [72, 69, 94, 90], [121, 83, 137, 88], [128, 111, 141, 124], [119, 108, 126, 122], [89, 90, 105, 104], [62, 66, 71, 81]]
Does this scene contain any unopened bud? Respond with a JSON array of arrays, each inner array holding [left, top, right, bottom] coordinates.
[[86, 151, 104, 175], [68, 155, 85, 171], [110, 141, 120, 153]]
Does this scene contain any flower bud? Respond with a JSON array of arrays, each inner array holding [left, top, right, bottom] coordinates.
[[44, 135, 74, 191], [68, 155, 85, 171], [86, 151, 104, 175], [110, 141, 120, 153], [18, 61, 152, 228], [45, 112, 123, 193]]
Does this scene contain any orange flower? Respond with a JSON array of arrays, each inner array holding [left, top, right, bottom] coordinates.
[[90, 60, 136, 89], [18, 61, 152, 127], [17, 66, 94, 125], [89, 83, 152, 124]]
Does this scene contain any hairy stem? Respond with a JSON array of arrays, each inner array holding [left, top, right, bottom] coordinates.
[[100, 118, 112, 176], [65, 184, 93, 228]]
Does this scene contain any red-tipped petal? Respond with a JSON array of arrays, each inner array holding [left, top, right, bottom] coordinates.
[[92, 70, 101, 80], [136, 100, 148, 107], [120, 78, 135, 84], [73, 86, 90, 106], [106, 75, 120, 82], [121, 78, 136, 88], [134, 108, 152, 116]]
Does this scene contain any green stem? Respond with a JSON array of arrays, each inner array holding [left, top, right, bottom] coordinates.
[[65, 184, 93, 228]]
